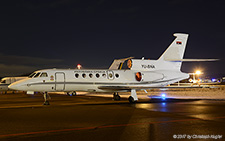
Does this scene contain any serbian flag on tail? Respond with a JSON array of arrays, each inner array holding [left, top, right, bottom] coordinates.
[[176, 41, 182, 45]]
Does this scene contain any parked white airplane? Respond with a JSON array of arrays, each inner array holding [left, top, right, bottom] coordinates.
[[9, 33, 216, 105], [0, 77, 27, 93]]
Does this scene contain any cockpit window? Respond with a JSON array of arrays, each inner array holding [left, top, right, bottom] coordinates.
[[34, 72, 41, 78], [40, 73, 48, 77], [29, 73, 36, 78]]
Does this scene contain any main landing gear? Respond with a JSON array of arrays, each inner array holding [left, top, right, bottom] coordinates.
[[128, 96, 135, 103], [128, 89, 138, 103], [113, 89, 138, 103], [113, 92, 121, 101], [67, 91, 77, 96], [43, 92, 51, 105]]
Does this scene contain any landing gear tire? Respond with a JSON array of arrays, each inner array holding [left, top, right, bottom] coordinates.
[[67, 91, 77, 96], [43, 100, 50, 105], [113, 93, 121, 101], [72, 91, 77, 96], [128, 96, 136, 103]]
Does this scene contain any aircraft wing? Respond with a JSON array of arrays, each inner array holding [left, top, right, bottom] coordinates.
[[99, 86, 141, 90], [98, 85, 201, 90]]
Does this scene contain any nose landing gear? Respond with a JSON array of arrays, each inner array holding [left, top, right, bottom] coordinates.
[[43, 92, 51, 105]]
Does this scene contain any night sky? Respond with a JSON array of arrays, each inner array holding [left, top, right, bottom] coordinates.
[[0, 0, 225, 78]]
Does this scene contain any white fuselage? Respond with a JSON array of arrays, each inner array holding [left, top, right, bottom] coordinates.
[[9, 69, 189, 93], [9, 33, 191, 96]]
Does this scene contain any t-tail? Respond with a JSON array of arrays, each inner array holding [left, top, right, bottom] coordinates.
[[130, 33, 189, 71], [158, 33, 188, 61], [130, 33, 218, 71], [156, 33, 189, 71]]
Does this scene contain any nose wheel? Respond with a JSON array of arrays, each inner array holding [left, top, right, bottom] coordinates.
[[43, 100, 50, 105]]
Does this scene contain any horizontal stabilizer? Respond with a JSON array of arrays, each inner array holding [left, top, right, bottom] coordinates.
[[165, 59, 219, 62]]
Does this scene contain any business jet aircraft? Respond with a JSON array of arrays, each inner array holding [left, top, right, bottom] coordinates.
[[9, 33, 217, 105], [0, 77, 27, 93]]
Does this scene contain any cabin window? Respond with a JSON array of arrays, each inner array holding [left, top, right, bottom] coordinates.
[[1, 80, 6, 83], [34, 72, 41, 78], [96, 73, 100, 78], [115, 73, 119, 78], [136, 72, 142, 81], [102, 74, 106, 78], [75, 73, 79, 78], [40, 73, 48, 77], [89, 73, 93, 78], [29, 73, 36, 78], [82, 73, 86, 78]]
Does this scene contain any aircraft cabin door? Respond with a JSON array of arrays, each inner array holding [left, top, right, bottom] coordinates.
[[55, 72, 65, 91], [107, 71, 114, 80]]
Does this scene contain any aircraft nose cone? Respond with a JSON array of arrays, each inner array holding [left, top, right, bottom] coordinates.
[[9, 83, 20, 90]]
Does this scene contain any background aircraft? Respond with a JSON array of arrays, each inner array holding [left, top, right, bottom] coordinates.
[[0, 77, 27, 93]]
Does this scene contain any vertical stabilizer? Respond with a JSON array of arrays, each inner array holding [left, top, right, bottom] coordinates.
[[158, 33, 189, 61], [130, 33, 189, 71]]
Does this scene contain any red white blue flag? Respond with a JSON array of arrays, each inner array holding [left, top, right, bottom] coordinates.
[[176, 41, 182, 45]]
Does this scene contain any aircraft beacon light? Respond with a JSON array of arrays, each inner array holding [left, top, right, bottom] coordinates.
[[77, 64, 82, 69]]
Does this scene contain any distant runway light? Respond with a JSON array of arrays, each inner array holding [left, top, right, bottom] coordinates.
[[161, 93, 166, 100], [77, 64, 82, 69]]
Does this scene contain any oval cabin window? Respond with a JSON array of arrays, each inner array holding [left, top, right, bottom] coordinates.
[[75, 73, 79, 78], [135, 72, 142, 81], [127, 59, 132, 69], [82, 73, 86, 78]]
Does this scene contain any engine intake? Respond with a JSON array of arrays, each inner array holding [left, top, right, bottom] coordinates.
[[135, 72, 142, 81]]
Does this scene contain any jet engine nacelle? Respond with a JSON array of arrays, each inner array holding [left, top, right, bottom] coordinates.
[[135, 72, 164, 82]]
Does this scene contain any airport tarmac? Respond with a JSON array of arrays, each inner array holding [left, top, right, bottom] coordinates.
[[0, 92, 225, 141]]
